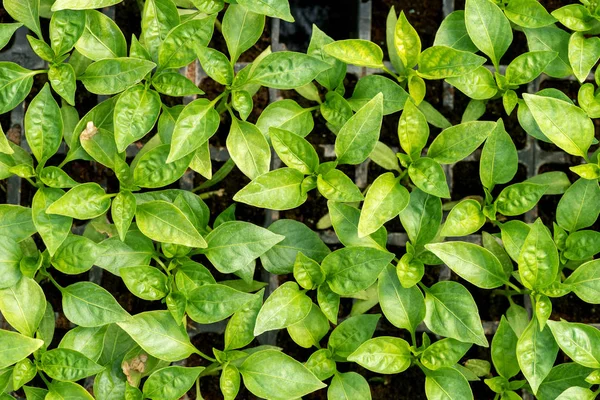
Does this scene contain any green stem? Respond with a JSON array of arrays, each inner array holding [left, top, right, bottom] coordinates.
[[214, 18, 223, 33], [410, 330, 417, 348], [153, 256, 170, 275], [24, 177, 38, 187], [210, 91, 229, 109], [47, 274, 64, 292], [193, 158, 236, 192], [382, 65, 400, 81], [196, 349, 217, 362], [506, 281, 522, 293], [39, 371, 52, 388]]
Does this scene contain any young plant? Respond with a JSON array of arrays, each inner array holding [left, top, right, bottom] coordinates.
[[0, 0, 600, 398]]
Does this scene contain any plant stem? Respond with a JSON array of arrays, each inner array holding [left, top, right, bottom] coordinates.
[[196, 349, 217, 362], [47, 274, 64, 292], [193, 158, 236, 192]]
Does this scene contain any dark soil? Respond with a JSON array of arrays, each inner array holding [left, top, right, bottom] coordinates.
[[280, 0, 359, 52], [551, 292, 600, 323]]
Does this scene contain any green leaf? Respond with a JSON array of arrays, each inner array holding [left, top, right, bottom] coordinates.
[[46, 183, 111, 220], [506, 51, 557, 86], [222, 4, 264, 64], [0, 63, 35, 115], [250, 51, 329, 90], [335, 93, 383, 164], [324, 39, 384, 69], [398, 100, 428, 159], [270, 127, 319, 175], [421, 338, 472, 370], [504, 0, 556, 28], [41, 348, 103, 382], [134, 144, 193, 188], [358, 172, 409, 237], [551, 4, 597, 31], [81, 58, 156, 95], [59, 326, 106, 362], [328, 372, 371, 399], [568, 33, 600, 83], [0, 330, 42, 369], [121, 266, 168, 301], [143, 366, 203, 400], [480, 120, 518, 189], [564, 259, 600, 304], [518, 219, 559, 290], [399, 188, 442, 247], [0, 23, 21, 51], [52, 0, 122, 10], [261, 219, 330, 275], [287, 303, 329, 348], [227, 118, 270, 180], [50, 10, 85, 55], [329, 314, 380, 358], [492, 316, 519, 379], [225, 290, 263, 350], [136, 200, 206, 248], [537, 363, 593, 400], [465, 0, 512, 67], [62, 282, 130, 327], [117, 311, 196, 362], [434, 11, 478, 52], [523, 25, 572, 78], [0, 205, 35, 242], [424, 367, 474, 400], [151, 71, 203, 97], [317, 169, 363, 202], [52, 234, 101, 275], [48, 63, 77, 106], [378, 264, 424, 332], [517, 318, 558, 394], [500, 220, 531, 262], [0, 235, 22, 290], [187, 283, 254, 324], [114, 85, 161, 153], [426, 242, 507, 289], [564, 230, 600, 261], [236, 0, 293, 21], [349, 76, 409, 117], [394, 11, 420, 69], [24, 84, 63, 162], [39, 167, 78, 189], [111, 191, 136, 242], [428, 121, 496, 164], [167, 100, 218, 162], [408, 157, 450, 198], [205, 221, 284, 273], [254, 281, 312, 335], [159, 15, 215, 69], [257, 99, 314, 139], [329, 202, 387, 251], [31, 188, 71, 256], [440, 199, 485, 237], [234, 168, 307, 210], [307, 25, 346, 91], [417, 46, 486, 79], [523, 93, 594, 158], [322, 246, 394, 296], [75, 10, 127, 60], [196, 46, 233, 85], [46, 382, 93, 400], [348, 337, 411, 374], [0, 277, 45, 337], [557, 178, 600, 232], [424, 281, 488, 347], [547, 320, 600, 369], [4, 0, 41, 38], [495, 182, 547, 216], [240, 350, 325, 399], [556, 387, 596, 400], [220, 363, 240, 400], [141, 0, 179, 61]]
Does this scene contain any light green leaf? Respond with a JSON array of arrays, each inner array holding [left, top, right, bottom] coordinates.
[[227, 118, 270, 180], [424, 281, 488, 347], [250, 51, 329, 90], [440, 199, 485, 237], [159, 15, 215, 69], [41, 348, 103, 382], [63, 282, 130, 327], [4, 0, 41, 38], [479, 120, 518, 189], [358, 172, 409, 237], [428, 121, 496, 164], [424, 367, 474, 400], [465, 0, 512, 67], [80, 58, 156, 95], [408, 157, 450, 198], [517, 318, 558, 395], [348, 337, 411, 374], [324, 40, 384, 69], [0, 277, 45, 338], [75, 10, 127, 60], [46, 183, 111, 220], [518, 219, 559, 290], [254, 282, 312, 335], [234, 168, 307, 210], [114, 85, 161, 152], [417, 46, 486, 79], [143, 366, 203, 400], [222, 4, 264, 64], [399, 188, 442, 247], [547, 320, 600, 369], [426, 242, 507, 289], [25, 84, 63, 163]]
